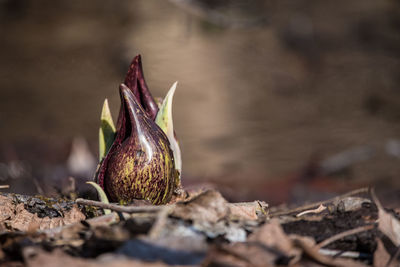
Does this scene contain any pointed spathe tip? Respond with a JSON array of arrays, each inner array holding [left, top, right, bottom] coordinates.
[[163, 81, 178, 103]]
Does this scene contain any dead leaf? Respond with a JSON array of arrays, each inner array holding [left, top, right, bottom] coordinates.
[[171, 190, 229, 224], [8, 203, 85, 232], [24, 247, 168, 267], [9, 204, 40, 232], [0, 195, 15, 223], [378, 208, 400, 246], [372, 190, 400, 246], [293, 236, 368, 267], [204, 219, 299, 266], [63, 205, 86, 224], [249, 219, 299, 258], [335, 197, 371, 213], [203, 247, 253, 267], [205, 240, 280, 267], [229, 204, 257, 220], [373, 238, 394, 267], [228, 201, 268, 221]]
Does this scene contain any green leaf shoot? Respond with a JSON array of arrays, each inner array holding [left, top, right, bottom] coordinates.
[[155, 82, 182, 186], [86, 181, 111, 214], [99, 99, 116, 161]]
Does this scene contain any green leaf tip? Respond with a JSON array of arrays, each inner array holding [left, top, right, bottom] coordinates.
[[99, 99, 116, 161], [86, 181, 111, 215], [155, 82, 182, 186]]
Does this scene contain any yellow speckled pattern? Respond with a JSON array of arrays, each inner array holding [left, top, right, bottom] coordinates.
[[101, 86, 176, 205]]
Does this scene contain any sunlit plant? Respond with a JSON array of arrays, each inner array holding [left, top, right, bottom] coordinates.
[[93, 55, 182, 205]]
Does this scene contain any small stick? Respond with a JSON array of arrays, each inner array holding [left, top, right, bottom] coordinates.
[[77, 197, 270, 214], [315, 224, 375, 250], [319, 249, 372, 260], [270, 187, 369, 217], [296, 204, 326, 217], [0, 185, 10, 189], [75, 198, 164, 213]]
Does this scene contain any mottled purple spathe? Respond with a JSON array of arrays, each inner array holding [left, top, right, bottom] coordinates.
[[121, 55, 159, 121], [95, 55, 177, 205]]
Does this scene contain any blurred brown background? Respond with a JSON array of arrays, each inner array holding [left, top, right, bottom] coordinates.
[[1, 0, 400, 204]]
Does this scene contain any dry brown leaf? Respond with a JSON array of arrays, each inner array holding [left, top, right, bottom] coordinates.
[[372, 191, 400, 246], [378, 208, 400, 246], [8, 203, 85, 232], [9, 204, 40, 232], [293, 236, 368, 267], [228, 201, 267, 221], [38, 217, 64, 230], [249, 218, 299, 257], [229, 204, 257, 220], [335, 197, 371, 212], [204, 219, 299, 266], [41, 213, 117, 242], [171, 190, 228, 224], [0, 195, 15, 223], [373, 238, 392, 267], [63, 205, 86, 224], [203, 247, 252, 267], [204, 241, 276, 267], [24, 247, 168, 267]]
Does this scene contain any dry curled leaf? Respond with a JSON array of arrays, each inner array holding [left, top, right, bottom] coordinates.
[[372, 190, 400, 246], [23, 247, 168, 267], [205, 220, 295, 267], [8, 203, 85, 232], [0, 195, 15, 223], [378, 208, 400, 246], [228, 201, 268, 221], [293, 236, 368, 267], [9, 204, 40, 232], [63, 205, 86, 224], [373, 238, 393, 267], [250, 219, 301, 261], [171, 190, 229, 224]]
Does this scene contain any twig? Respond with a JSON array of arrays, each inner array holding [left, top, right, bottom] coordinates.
[[315, 224, 375, 250], [75, 198, 164, 213], [319, 249, 372, 260], [0, 185, 10, 189], [270, 187, 369, 217], [296, 204, 326, 217]]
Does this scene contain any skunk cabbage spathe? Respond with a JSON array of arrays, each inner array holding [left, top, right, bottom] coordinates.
[[95, 55, 180, 205]]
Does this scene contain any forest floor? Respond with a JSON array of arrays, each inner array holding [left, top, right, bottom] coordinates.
[[0, 187, 399, 267]]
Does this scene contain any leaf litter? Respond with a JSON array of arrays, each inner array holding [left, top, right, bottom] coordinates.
[[0, 188, 399, 266]]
